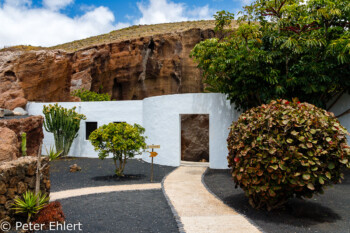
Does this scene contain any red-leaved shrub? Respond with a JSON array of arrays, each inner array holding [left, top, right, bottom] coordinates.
[[228, 99, 350, 210], [32, 201, 65, 230]]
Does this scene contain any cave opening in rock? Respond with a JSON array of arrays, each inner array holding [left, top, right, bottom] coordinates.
[[180, 114, 209, 162], [112, 78, 123, 100]]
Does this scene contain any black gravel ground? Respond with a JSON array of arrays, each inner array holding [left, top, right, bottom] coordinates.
[[48, 190, 179, 233], [50, 158, 176, 192], [204, 169, 350, 233]]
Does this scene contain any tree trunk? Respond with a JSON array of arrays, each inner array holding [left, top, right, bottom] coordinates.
[[35, 143, 42, 206]]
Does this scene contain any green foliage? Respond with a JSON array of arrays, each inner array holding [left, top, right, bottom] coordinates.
[[45, 146, 63, 161], [12, 191, 49, 223], [89, 122, 147, 176], [214, 10, 235, 33], [21, 132, 27, 157], [71, 88, 112, 101], [43, 104, 86, 157], [227, 99, 350, 210], [191, 0, 350, 111]]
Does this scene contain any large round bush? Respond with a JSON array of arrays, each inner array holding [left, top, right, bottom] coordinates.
[[227, 99, 350, 210]]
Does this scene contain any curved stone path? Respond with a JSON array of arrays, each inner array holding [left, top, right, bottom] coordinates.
[[163, 166, 261, 233], [50, 183, 161, 201], [50, 164, 260, 233]]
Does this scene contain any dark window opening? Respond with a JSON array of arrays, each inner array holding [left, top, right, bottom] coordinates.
[[113, 121, 126, 124], [86, 122, 97, 140]]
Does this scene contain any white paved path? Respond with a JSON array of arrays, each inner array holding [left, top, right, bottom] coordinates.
[[50, 183, 161, 201], [163, 166, 261, 233]]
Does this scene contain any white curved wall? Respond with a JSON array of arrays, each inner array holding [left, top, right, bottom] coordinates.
[[27, 93, 239, 169], [328, 93, 350, 139], [142, 93, 239, 168]]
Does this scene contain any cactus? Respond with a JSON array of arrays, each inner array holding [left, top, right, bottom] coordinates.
[[43, 104, 86, 157], [21, 132, 27, 157]]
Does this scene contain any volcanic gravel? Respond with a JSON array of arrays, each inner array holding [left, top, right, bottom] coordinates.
[[50, 158, 176, 192], [46, 190, 179, 233], [203, 168, 350, 233]]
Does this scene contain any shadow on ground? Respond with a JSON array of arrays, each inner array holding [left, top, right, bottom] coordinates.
[[50, 158, 176, 192], [92, 174, 145, 181], [204, 169, 350, 233]]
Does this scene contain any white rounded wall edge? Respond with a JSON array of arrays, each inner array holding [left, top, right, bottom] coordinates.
[[142, 93, 239, 169], [26, 93, 239, 169], [327, 93, 350, 142]]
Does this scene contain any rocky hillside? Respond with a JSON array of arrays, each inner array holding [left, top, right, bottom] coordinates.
[[0, 20, 220, 109]]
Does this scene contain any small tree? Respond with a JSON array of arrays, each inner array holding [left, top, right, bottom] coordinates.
[[89, 122, 147, 177], [43, 104, 86, 157]]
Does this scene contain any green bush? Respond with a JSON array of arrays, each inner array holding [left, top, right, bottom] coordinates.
[[43, 104, 86, 156], [227, 99, 350, 210], [89, 122, 147, 176], [71, 88, 111, 101]]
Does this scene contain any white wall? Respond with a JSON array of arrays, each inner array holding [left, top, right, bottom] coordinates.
[[328, 93, 350, 138], [27, 101, 143, 158], [142, 93, 239, 168], [27, 93, 239, 169]]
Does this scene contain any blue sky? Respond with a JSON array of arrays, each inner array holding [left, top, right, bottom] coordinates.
[[0, 0, 252, 47]]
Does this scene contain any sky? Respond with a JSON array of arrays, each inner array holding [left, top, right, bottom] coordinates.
[[0, 0, 253, 48]]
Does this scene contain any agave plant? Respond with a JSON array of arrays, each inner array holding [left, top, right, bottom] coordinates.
[[12, 191, 49, 223], [45, 145, 63, 161]]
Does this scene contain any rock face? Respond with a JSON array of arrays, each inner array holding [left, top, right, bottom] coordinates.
[[73, 28, 214, 100], [0, 28, 215, 109], [0, 50, 73, 110], [0, 127, 18, 163], [0, 116, 44, 157], [0, 156, 50, 223], [181, 114, 209, 162]]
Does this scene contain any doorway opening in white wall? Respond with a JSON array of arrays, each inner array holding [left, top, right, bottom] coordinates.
[[180, 114, 209, 162]]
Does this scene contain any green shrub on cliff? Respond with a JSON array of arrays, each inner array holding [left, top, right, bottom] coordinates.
[[71, 88, 111, 101], [227, 99, 350, 211]]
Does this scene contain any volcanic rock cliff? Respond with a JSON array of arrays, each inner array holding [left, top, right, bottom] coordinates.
[[0, 28, 215, 109]]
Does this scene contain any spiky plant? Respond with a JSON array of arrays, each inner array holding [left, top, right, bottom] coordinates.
[[12, 191, 49, 223], [45, 146, 63, 161]]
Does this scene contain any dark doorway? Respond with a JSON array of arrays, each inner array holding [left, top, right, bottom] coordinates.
[[181, 114, 209, 162]]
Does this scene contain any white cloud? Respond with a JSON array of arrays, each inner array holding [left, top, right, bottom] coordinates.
[[0, 1, 129, 47], [0, 0, 215, 48], [42, 0, 74, 11], [135, 0, 214, 25]]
